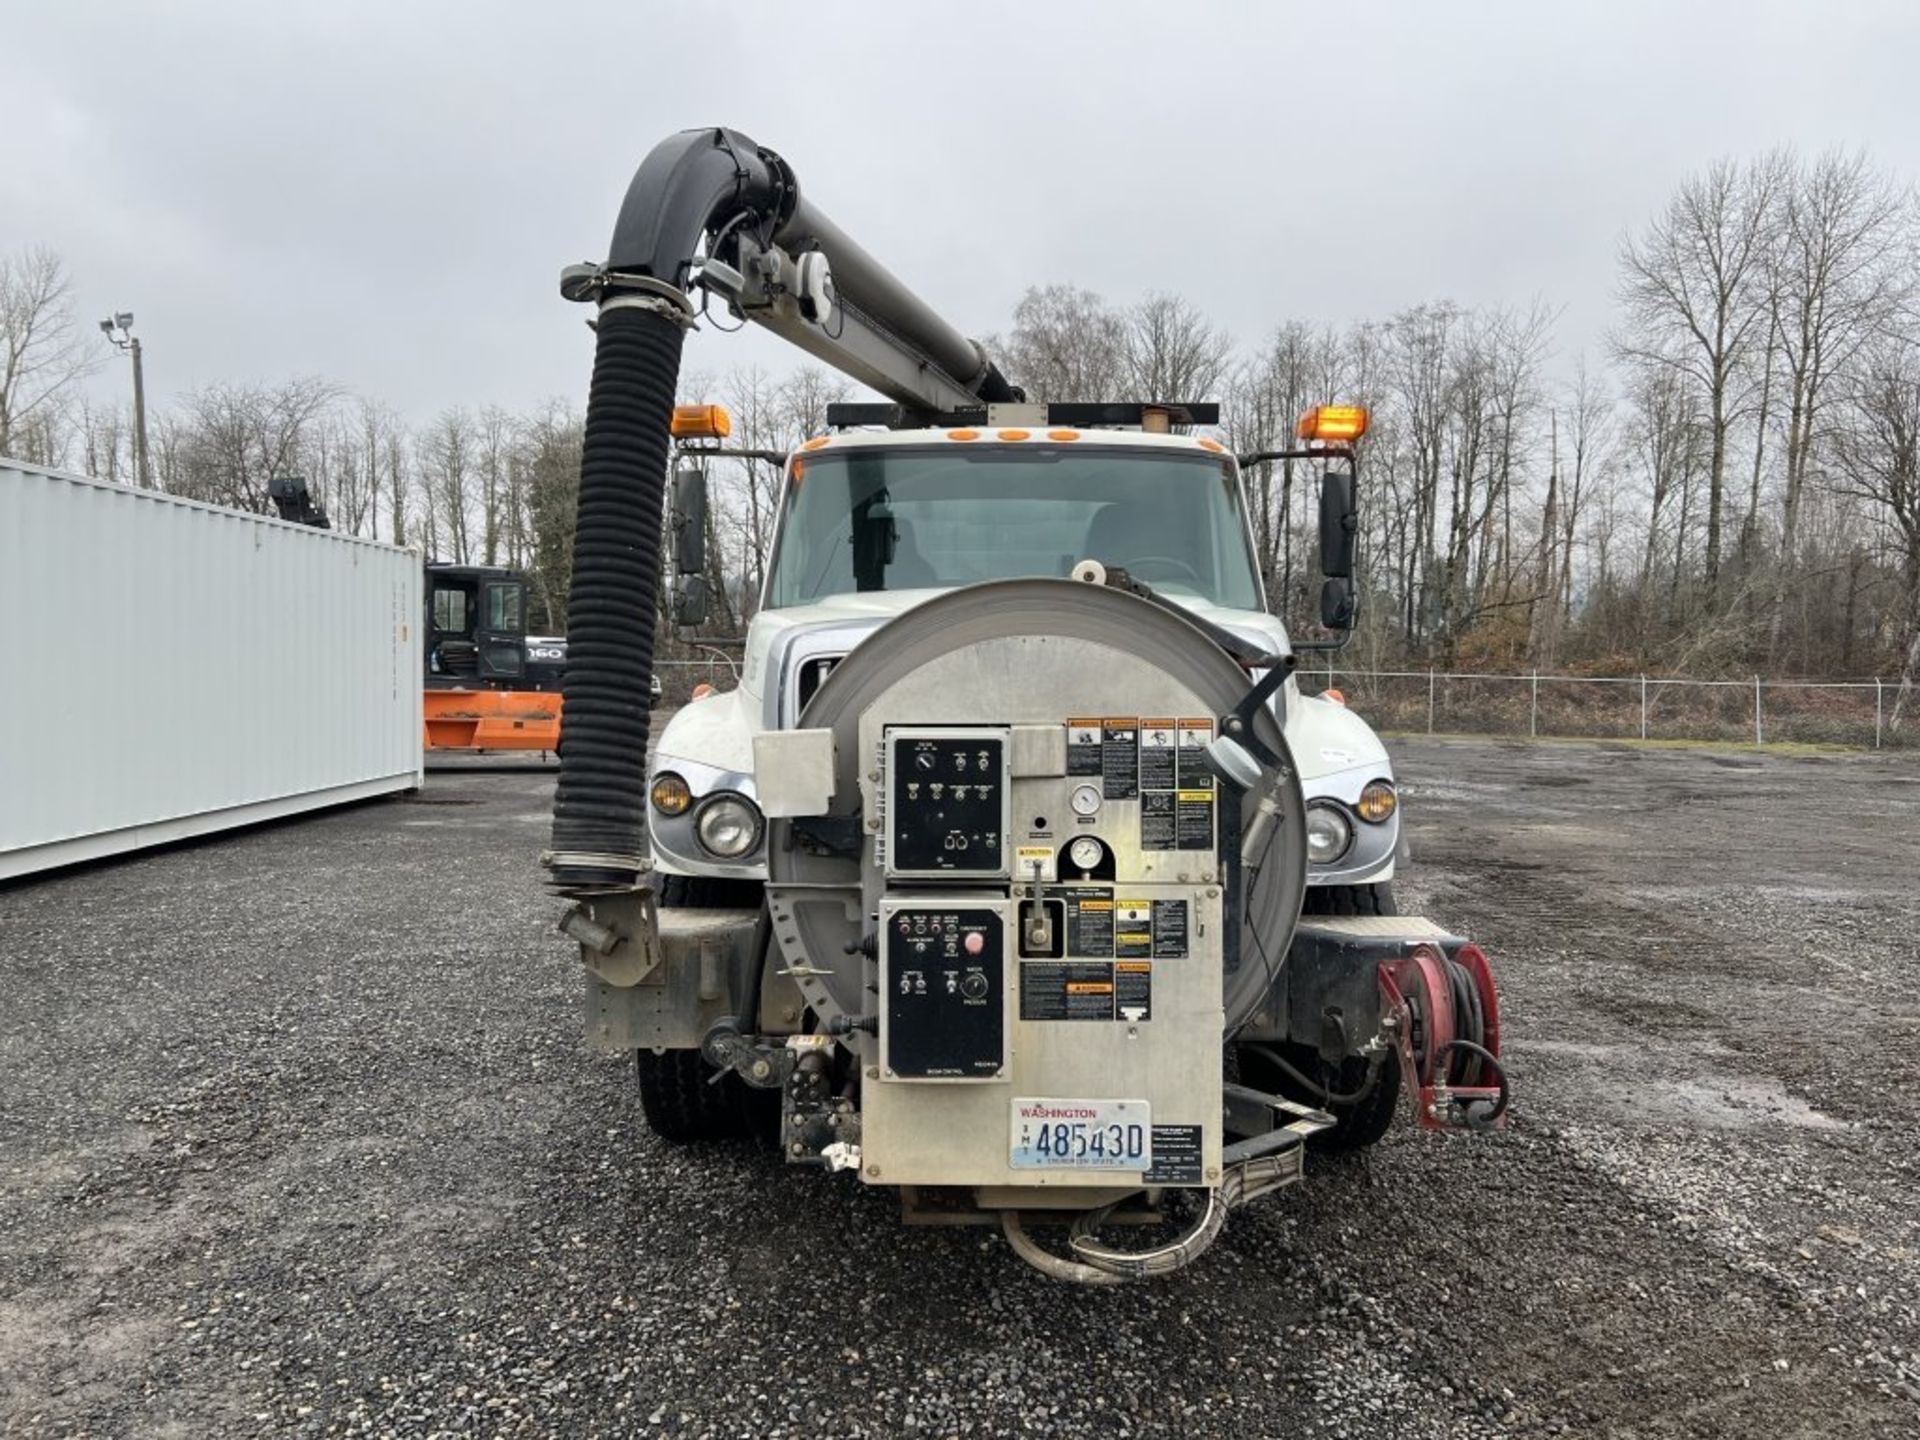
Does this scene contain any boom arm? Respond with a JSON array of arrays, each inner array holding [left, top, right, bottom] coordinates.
[[561, 126, 1018, 417]]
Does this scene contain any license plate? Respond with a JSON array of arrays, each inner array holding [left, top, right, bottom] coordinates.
[[1010, 1098, 1151, 1170]]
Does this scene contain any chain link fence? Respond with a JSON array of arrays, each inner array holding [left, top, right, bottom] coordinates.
[[1296, 665, 1916, 751], [653, 651, 1912, 750]]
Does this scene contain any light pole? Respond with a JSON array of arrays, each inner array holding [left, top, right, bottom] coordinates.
[[99, 312, 151, 487]]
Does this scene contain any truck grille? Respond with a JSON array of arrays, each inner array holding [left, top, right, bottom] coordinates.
[[795, 654, 843, 715]]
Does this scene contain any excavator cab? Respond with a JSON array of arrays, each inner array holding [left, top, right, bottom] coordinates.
[[423, 564, 560, 753], [426, 565, 528, 685]]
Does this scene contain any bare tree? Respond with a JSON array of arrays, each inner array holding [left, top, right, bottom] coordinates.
[[421, 408, 475, 562], [173, 377, 340, 511], [1763, 149, 1910, 659], [477, 405, 513, 565], [1830, 337, 1920, 728], [998, 285, 1128, 402], [1616, 155, 1784, 592], [0, 247, 98, 461], [1123, 293, 1232, 402]]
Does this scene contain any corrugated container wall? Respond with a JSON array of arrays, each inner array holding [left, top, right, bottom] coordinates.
[[1, 461, 423, 880]]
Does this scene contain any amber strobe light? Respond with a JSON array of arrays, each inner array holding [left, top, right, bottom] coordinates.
[[1295, 405, 1369, 443], [669, 404, 733, 439]]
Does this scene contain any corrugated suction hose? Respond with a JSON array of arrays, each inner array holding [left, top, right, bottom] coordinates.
[[547, 300, 687, 892]]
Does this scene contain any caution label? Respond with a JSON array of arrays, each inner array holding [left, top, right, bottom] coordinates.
[[1021, 962, 1116, 1021], [1015, 844, 1056, 883], [1115, 899, 1153, 959], [1176, 789, 1215, 850], [1115, 961, 1153, 1021]]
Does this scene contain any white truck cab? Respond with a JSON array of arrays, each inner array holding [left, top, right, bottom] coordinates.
[[648, 422, 1400, 905]]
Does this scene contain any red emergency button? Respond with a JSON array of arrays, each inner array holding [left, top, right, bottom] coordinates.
[[964, 931, 986, 956]]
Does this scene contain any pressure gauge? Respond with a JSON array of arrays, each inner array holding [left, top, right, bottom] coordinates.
[[1070, 784, 1102, 817], [1068, 836, 1104, 872]]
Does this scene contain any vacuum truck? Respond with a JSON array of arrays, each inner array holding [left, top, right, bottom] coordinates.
[[544, 127, 1505, 1282]]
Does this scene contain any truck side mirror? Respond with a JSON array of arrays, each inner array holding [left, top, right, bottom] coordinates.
[[670, 573, 709, 628], [1319, 468, 1355, 580], [1320, 575, 1356, 631], [671, 465, 708, 577]]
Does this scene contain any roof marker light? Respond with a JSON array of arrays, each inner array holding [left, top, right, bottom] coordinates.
[[670, 404, 732, 439], [997, 428, 1031, 441], [948, 428, 980, 442], [802, 436, 831, 451], [1295, 405, 1369, 443], [1046, 429, 1081, 442]]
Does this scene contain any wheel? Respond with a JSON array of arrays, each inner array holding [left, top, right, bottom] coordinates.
[[1299, 880, 1397, 917], [1236, 1040, 1402, 1151], [633, 873, 767, 1143]]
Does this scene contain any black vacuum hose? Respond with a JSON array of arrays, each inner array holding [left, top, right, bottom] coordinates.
[[547, 302, 687, 892]]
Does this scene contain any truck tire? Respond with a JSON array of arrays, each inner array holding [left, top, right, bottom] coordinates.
[[1300, 881, 1397, 917], [633, 873, 767, 1143], [1313, 1053, 1401, 1150]]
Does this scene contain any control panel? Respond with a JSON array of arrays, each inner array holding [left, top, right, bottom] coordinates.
[[884, 727, 1011, 880], [879, 898, 1009, 1081]]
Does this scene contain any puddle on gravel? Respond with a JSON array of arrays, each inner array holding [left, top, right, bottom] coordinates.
[[1527, 1040, 1848, 1131], [1640, 1075, 1849, 1132]]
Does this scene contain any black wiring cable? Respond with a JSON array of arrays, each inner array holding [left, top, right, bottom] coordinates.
[[1244, 1042, 1383, 1107]]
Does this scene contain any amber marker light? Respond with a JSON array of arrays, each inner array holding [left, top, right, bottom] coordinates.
[[670, 404, 733, 439], [1295, 405, 1369, 443]]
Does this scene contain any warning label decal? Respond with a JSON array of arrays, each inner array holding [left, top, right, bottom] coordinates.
[[1177, 719, 1214, 789], [1021, 961, 1117, 1021], [1067, 719, 1103, 777], [1139, 719, 1177, 790], [1101, 720, 1139, 799], [1115, 961, 1152, 1021], [1115, 899, 1153, 959], [1055, 887, 1114, 957]]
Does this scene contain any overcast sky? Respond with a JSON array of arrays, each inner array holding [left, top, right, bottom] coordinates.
[[5, 1, 1918, 423]]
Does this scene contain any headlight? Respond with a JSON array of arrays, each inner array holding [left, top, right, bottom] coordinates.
[[1305, 803, 1353, 865], [694, 792, 763, 859], [1356, 779, 1397, 824], [650, 771, 692, 816]]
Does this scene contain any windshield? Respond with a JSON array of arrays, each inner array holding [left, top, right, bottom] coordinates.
[[763, 445, 1263, 610]]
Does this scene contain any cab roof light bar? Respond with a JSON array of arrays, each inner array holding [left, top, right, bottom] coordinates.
[[824, 401, 1221, 431]]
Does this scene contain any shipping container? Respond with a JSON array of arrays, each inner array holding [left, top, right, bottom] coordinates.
[[1, 460, 422, 880]]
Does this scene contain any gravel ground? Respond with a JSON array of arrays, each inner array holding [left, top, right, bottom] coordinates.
[[3, 736, 1917, 1438]]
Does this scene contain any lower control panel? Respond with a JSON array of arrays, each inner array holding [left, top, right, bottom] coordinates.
[[879, 896, 1010, 1082]]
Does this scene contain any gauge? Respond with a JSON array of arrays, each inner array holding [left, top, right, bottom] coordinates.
[[1068, 836, 1104, 872], [1070, 783, 1102, 817]]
